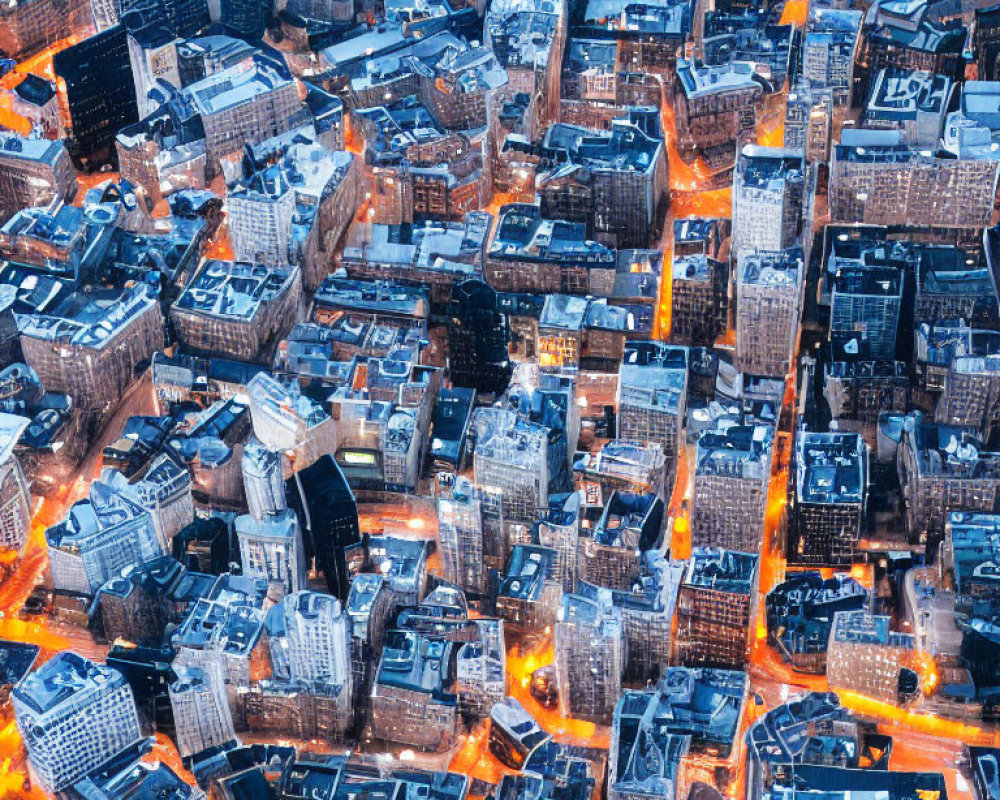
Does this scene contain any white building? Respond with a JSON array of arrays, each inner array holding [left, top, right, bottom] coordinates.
[[265, 590, 352, 688], [731, 144, 805, 256], [46, 477, 162, 596], [168, 664, 236, 757], [242, 437, 287, 521], [236, 509, 306, 595], [13, 652, 142, 793]]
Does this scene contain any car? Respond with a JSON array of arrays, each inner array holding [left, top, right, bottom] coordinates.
[[19, 588, 51, 618]]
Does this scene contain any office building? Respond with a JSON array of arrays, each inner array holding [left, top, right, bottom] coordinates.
[[617, 342, 688, 468], [0, 135, 76, 224], [448, 279, 513, 397], [668, 253, 728, 348], [370, 627, 459, 751], [731, 145, 805, 256], [54, 25, 140, 161], [287, 455, 362, 599], [13, 652, 142, 793], [789, 430, 868, 567], [496, 544, 563, 630], [573, 440, 668, 502], [577, 491, 663, 591], [19, 283, 163, 413], [437, 478, 492, 596], [673, 548, 758, 670], [179, 56, 302, 177], [168, 664, 236, 758], [830, 265, 903, 361], [554, 590, 625, 723], [691, 424, 773, 554], [236, 509, 306, 595], [0, 415, 31, 554], [0, 0, 88, 61], [673, 59, 765, 170], [735, 249, 803, 379]]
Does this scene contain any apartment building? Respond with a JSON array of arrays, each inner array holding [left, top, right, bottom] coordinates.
[[735, 248, 804, 379]]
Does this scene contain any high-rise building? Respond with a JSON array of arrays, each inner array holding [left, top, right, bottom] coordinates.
[[286, 455, 362, 600], [617, 341, 688, 468], [13, 652, 142, 793], [265, 590, 351, 688], [830, 265, 904, 361], [168, 664, 236, 758], [437, 477, 491, 596], [735, 248, 804, 379], [54, 25, 140, 161], [731, 145, 805, 256], [691, 424, 773, 554], [447, 279, 512, 397], [789, 430, 868, 567], [668, 253, 728, 348], [236, 509, 306, 595], [242, 437, 287, 522], [554, 590, 625, 723], [0, 0, 89, 61]]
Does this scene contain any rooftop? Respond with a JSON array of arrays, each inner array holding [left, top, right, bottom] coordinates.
[[175, 260, 297, 321], [684, 547, 758, 594], [490, 204, 614, 265], [795, 430, 867, 505], [14, 651, 127, 716], [695, 423, 773, 479]]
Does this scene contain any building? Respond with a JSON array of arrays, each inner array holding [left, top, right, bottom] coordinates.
[[801, 8, 862, 99], [789, 430, 868, 567], [897, 412, 1000, 548], [241, 437, 287, 522], [496, 544, 563, 630], [227, 141, 362, 290], [171, 575, 271, 727], [0, 0, 89, 61], [66, 753, 207, 800], [731, 145, 805, 256], [13, 652, 142, 793], [47, 476, 163, 596], [554, 590, 625, 723], [236, 509, 306, 595], [180, 56, 303, 176], [448, 279, 513, 397], [830, 265, 903, 361], [573, 440, 668, 502], [826, 609, 919, 705], [765, 572, 868, 673], [473, 407, 552, 527], [171, 260, 302, 363], [485, 204, 616, 294], [673, 548, 758, 670], [610, 668, 748, 800], [257, 590, 352, 740], [520, 112, 667, 249], [668, 253, 728, 348], [54, 25, 141, 161], [577, 491, 663, 591], [19, 283, 164, 413], [673, 59, 766, 170], [735, 249, 803, 379], [370, 627, 459, 751], [690, 424, 773, 554], [0, 415, 31, 555], [863, 68, 952, 147], [168, 664, 236, 757], [0, 135, 76, 224], [829, 128, 1000, 230], [977, 5, 1000, 82], [437, 477, 495, 596], [617, 342, 688, 468], [286, 455, 362, 600]]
